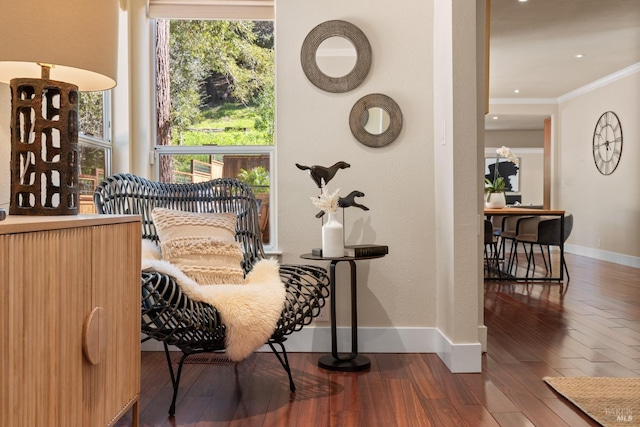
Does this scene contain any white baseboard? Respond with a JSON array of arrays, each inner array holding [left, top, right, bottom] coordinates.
[[435, 330, 482, 373], [141, 326, 482, 373], [565, 244, 640, 269]]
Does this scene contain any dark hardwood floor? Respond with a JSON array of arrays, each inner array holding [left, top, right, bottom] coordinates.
[[116, 253, 640, 426]]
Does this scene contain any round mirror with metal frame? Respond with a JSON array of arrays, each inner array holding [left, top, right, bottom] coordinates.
[[301, 20, 371, 93], [349, 94, 403, 147]]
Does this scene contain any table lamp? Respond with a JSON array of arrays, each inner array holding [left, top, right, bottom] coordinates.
[[0, 0, 118, 215]]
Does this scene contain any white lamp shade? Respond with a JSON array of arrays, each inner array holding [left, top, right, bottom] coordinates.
[[0, 0, 119, 91]]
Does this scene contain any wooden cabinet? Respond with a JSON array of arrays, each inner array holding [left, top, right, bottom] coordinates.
[[0, 215, 141, 426]]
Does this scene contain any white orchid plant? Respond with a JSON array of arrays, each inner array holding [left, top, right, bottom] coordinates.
[[310, 182, 340, 215], [485, 146, 519, 194]]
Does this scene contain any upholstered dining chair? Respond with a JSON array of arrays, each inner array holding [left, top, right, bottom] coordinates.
[[484, 220, 500, 274], [94, 173, 330, 415], [516, 213, 574, 280], [498, 215, 534, 274], [490, 215, 505, 238]]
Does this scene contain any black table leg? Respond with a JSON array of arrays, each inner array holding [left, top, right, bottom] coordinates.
[[318, 259, 371, 371]]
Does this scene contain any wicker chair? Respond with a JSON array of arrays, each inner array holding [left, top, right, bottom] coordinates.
[[93, 173, 330, 415]]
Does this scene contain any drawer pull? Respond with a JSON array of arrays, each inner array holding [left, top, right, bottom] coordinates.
[[83, 307, 107, 365]]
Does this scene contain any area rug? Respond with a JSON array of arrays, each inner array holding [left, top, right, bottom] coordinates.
[[543, 377, 640, 426]]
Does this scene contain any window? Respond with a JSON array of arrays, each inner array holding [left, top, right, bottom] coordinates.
[[78, 91, 111, 214], [153, 17, 275, 246]]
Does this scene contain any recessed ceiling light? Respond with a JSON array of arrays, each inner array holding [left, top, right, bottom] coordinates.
[[492, 116, 499, 120], [514, 89, 520, 94], [518, 0, 528, 2], [575, 54, 585, 58]]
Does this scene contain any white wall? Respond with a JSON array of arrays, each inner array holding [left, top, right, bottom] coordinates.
[[558, 71, 640, 261], [276, 0, 436, 330], [514, 149, 543, 206], [276, 0, 482, 371], [0, 0, 485, 371], [488, 103, 560, 205], [485, 129, 543, 148]]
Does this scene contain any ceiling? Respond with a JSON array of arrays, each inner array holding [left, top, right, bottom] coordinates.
[[486, 0, 640, 131]]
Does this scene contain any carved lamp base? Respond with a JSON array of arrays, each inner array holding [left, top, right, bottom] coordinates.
[[9, 77, 79, 215]]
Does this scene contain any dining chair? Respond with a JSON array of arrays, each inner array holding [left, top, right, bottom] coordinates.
[[499, 215, 534, 274], [484, 220, 500, 274], [490, 215, 505, 238], [516, 213, 573, 280]]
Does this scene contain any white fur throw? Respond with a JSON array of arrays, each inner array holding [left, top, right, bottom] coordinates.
[[141, 239, 285, 361]]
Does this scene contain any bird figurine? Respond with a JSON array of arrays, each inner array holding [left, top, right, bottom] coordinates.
[[316, 190, 369, 218], [295, 161, 351, 188], [339, 191, 369, 211]]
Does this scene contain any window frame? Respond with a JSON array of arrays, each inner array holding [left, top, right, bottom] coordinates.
[[78, 90, 113, 214], [150, 12, 277, 251], [154, 144, 277, 251], [147, 0, 274, 20]]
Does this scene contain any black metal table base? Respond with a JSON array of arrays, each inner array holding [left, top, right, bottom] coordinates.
[[300, 254, 385, 373], [318, 354, 370, 371]]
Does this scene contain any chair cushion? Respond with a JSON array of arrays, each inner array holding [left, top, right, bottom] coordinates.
[[151, 207, 244, 285]]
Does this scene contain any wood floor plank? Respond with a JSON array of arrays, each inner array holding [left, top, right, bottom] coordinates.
[[419, 398, 467, 427], [124, 253, 640, 426], [594, 347, 640, 370], [421, 353, 480, 406], [614, 319, 640, 332], [329, 373, 362, 426], [501, 361, 561, 400], [292, 354, 332, 427], [404, 353, 446, 400], [484, 334, 521, 364], [458, 372, 520, 414], [483, 356, 572, 427], [554, 336, 613, 362], [562, 328, 609, 350], [452, 403, 500, 427], [565, 358, 640, 378], [375, 353, 409, 380], [553, 367, 589, 377], [565, 328, 640, 359], [566, 315, 640, 347], [386, 379, 433, 426], [491, 411, 536, 427], [356, 354, 398, 427], [542, 398, 599, 427]]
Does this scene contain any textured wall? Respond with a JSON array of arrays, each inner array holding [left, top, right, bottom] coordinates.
[[558, 72, 640, 258], [276, 0, 437, 329]]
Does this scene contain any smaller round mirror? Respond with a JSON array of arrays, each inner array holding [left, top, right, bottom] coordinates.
[[315, 36, 357, 78], [362, 107, 391, 135], [350, 94, 403, 148]]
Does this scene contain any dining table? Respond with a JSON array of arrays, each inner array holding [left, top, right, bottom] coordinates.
[[484, 207, 566, 282]]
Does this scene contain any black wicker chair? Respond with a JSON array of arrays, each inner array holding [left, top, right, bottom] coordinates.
[[93, 173, 330, 415]]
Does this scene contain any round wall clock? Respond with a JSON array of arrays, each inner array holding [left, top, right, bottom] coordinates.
[[592, 111, 623, 175]]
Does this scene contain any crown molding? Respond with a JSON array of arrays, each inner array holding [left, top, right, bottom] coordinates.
[[489, 98, 558, 105], [489, 62, 640, 106], [558, 62, 640, 103]]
